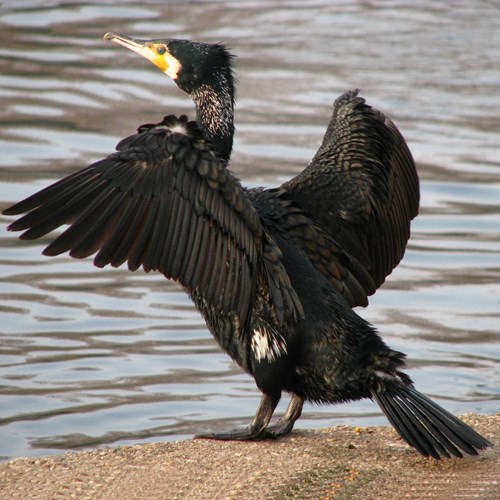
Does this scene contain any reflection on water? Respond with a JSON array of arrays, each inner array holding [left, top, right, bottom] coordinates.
[[1, 1, 499, 461]]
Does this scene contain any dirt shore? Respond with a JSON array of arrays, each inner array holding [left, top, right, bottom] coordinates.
[[0, 414, 497, 499]]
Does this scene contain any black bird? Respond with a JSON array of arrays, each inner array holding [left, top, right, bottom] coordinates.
[[3, 32, 492, 459]]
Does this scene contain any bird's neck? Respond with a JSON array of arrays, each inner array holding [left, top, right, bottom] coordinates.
[[192, 83, 234, 163]]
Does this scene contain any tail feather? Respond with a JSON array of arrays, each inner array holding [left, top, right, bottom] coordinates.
[[376, 390, 447, 458], [397, 392, 459, 458], [403, 388, 486, 453], [372, 383, 493, 459]]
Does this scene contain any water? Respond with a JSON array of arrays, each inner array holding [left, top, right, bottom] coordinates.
[[1, 0, 499, 462]]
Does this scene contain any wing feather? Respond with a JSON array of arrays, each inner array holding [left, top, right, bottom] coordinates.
[[70, 189, 130, 259], [128, 197, 160, 271], [142, 192, 172, 272], [190, 216, 211, 291], [282, 90, 419, 299], [199, 222, 218, 294], [223, 238, 237, 310], [109, 196, 151, 269], [214, 235, 227, 301], [170, 196, 192, 280], [3, 115, 298, 331], [184, 213, 206, 287], [94, 195, 142, 268], [11, 173, 104, 238]]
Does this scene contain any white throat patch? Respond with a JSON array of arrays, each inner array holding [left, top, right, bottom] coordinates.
[[165, 52, 182, 80]]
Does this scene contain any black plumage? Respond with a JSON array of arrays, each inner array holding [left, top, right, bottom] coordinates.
[[2, 32, 492, 459]]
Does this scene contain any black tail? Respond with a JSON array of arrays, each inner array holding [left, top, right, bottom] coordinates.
[[372, 382, 493, 459]]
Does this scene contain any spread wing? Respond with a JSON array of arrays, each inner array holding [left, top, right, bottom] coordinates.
[[248, 187, 376, 308], [4, 115, 298, 331], [282, 90, 419, 304]]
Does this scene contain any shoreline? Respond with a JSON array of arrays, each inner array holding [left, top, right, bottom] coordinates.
[[1, 414, 497, 499]]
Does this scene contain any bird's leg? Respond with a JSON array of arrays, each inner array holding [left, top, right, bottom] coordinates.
[[195, 392, 280, 441], [265, 394, 303, 438]]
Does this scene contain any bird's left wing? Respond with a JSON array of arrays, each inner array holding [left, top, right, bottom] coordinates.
[[282, 90, 419, 304], [3, 115, 268, 330]]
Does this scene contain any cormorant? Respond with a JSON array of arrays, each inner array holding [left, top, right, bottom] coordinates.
[[2, 32, 492, 459]]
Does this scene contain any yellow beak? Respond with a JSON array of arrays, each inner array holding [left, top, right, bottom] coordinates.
[[104, 31, 171, 74]]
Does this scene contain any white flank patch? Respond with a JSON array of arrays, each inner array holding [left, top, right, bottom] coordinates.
[[251, 327, 287, 362]]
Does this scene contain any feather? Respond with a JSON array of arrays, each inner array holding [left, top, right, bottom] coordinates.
[[281, 90, 419, 303]]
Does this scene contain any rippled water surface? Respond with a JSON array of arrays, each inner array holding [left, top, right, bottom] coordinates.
[[1, 0, 499, 461]]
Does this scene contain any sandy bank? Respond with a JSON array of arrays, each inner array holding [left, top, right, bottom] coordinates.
[[0, 414, 497, 499]]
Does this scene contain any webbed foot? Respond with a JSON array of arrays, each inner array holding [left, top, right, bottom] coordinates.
[[195, 393, 304, 441], [195, 425, 269, 441]]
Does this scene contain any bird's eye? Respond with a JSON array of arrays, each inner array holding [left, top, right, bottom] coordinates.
[[157, 46, 166, 55]]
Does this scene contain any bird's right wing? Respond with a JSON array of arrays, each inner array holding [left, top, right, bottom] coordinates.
[[282, 90, 419, 305], [4, 115, 300, 332]]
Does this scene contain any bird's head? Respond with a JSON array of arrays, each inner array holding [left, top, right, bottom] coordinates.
[[104, 32, 234, 96], [104, 31, 235, 162]]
